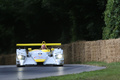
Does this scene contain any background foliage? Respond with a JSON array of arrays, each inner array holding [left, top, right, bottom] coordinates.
[[103, 0, 120, 39], [0, 0, 107, 53]]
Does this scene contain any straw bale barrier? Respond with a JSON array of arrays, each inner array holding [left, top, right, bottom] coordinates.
[[1, 38, 120, 65], [0, 54, 16, 65], [62, 38, 120, 63]]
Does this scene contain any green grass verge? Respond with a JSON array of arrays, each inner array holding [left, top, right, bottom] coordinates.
[[28, 62, 120, 80]]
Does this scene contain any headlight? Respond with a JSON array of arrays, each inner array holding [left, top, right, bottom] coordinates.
[[56, 54, 63, 59], [18, 55, 22, 59], [18, 55, 25, 60]]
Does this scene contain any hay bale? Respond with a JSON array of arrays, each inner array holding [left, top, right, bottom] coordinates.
[[11, 54, 16, 64], [62, 44, 72, 64], [90, 41, 97, 61], [79, 41, 85, 63], [75, 42, 80, 62], [0, 55, 5, 65], [100, 40, 107, 62], [105, 39, 116, 63], [96, 40, 102, 61], [114, 38, 120, 62], [72, 41, 81, 63], [84, 41, 91, 62]]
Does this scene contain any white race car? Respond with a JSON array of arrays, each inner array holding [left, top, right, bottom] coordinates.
[[16, 41, 64, 67]]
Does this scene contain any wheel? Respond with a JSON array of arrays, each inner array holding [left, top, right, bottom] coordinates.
[[54, 65, 63, 67], [16, 64, 25, 67], [58, 65, 63, 66], [37, 62, 44, 66], [16, 64, 20, 67]]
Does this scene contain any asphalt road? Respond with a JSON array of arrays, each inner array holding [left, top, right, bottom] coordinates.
[[0, 64, 106, 80]]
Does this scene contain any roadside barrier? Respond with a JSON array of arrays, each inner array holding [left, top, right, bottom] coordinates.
[[1, 38, 120, 65]]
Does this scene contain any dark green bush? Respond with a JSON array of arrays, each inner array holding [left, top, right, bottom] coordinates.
[[103, 0, 120, 39]]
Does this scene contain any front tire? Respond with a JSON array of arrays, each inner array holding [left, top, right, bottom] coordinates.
[[16, 64, 25, 67], [54, 65, 63, 67], [37, 62, 43, 66]]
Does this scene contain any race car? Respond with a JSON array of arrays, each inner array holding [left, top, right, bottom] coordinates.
[[16, 41, 64, 67]]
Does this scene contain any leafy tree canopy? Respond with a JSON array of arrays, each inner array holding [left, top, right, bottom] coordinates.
[[0, 0, 106, 53], [103, 0, 120, 39]]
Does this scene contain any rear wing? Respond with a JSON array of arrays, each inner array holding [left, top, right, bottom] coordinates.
[[16, 41, 61, 46]]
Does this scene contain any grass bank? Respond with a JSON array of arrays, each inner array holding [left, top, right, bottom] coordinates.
[[29, 62, 120, 80]]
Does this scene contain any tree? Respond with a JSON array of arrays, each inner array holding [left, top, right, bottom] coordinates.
[[42, 0, 106, 42], [103, 0, 120, 39], [0, 0, 106, 53]]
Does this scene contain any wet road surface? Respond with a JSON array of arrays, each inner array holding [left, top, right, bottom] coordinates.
[[0, 64, 106, 80]]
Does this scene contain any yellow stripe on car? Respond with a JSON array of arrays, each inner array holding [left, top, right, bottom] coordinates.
[[35, 59, 46, 62], [28, 49, 50, 52], [16, 43, 61, 46], [41, 49, 50, 52]]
